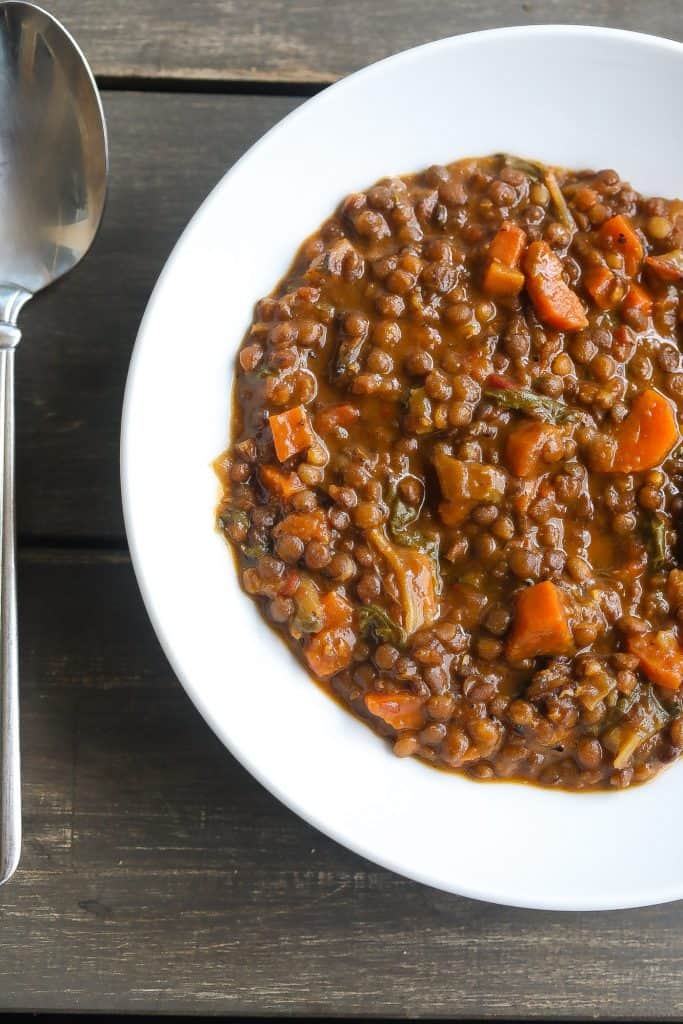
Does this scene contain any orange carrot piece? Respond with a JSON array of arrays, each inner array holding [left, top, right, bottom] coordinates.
[[523, 241, 588, 331], [505, 421, 564, 478], [365, 691, 427, 731], [305, 624, 356, 678], [489, 221, 527, 267], [438, 500, 470, 527], [506, 581, 572, 662], [273, 508, 330, 543], [628, 630, 683, 690], [269, 405, 315, 462], [258, 464, 304, 500], [611, 388, 679, 473], [482, 259, 525, 297], [583, 265, 622, 310], [304, 589, 355, 678], [623, 281, 653, 316], [645, 249, 683, 282], [315, 403, 360, 433], [598, 214, 644, 277], [319, 590, 354, 629]]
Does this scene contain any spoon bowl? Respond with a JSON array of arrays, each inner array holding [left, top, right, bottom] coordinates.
[[0, 1, 107, 322], [0, 0, 107, 884]]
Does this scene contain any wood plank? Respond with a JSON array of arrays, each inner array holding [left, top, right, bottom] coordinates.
[[16, 91, 301, 541], [4, 550, 683, 1016], [48, 0, 683, 84]]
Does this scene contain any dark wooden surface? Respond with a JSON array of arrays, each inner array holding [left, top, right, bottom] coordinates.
[[5, 0, 683, 1016], [48, 0, 683, 83]]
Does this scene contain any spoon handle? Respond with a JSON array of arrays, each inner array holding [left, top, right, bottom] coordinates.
[[0, 331, 20, 885]]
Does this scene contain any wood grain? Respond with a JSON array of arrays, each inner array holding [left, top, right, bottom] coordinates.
[[47, 0, 683, 84], [12, 3, 683, 1016], [4, 550, 683, 1016], [16, 91, 300, 542]]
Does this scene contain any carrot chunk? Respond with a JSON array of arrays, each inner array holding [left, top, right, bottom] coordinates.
[[269, 405, 315, 462], [319, 589, 354, 629], [523, 241, 588, 331], [304, 590, 356, 678], [434, 450, 506, 504], [483, 223, 527, 297], [583, 265, 622, 309], [628, 630, 683, 690], [305, 625, 356, 678], [611, 388, 679, 473], [506, 581, 572, 662], [488, 221, 527, 267], [505, 421, 564, 478], [645, 249, 683, 282], [598, 214, 644, 277], [623, 281, 653, 316], [482, 259, 525, 297], [315, 403, 360, 433], [273, 508, 330, 543], [365, 691, 427, 731], [258, 464, 304, 500]]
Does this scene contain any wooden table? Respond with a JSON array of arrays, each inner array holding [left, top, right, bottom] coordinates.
[[4, 2, 683, 1016]]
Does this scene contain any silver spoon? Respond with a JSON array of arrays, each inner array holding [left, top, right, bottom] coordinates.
[[0, 1, 107, 884]]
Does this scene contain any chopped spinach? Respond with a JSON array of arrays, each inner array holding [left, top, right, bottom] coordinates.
[[358, 604, 407, 647], [483, 385, 582, 423], [218, 508, 249, 532], [645, 514, 669, 572], [387, 475, 424, 537], [241, 540, 270, 559], [389, 496, 420, 534]]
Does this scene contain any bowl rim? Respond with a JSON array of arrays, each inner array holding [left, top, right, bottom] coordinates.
[[121, 23, 683, 911]]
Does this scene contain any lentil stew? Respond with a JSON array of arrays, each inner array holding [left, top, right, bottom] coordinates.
[[216, 153, 683, 791]]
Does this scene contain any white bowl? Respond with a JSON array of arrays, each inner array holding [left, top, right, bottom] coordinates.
[[122, 24, 683, 911]]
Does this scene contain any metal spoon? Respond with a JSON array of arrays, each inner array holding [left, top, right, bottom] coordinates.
[[0, 1, 108, 884]]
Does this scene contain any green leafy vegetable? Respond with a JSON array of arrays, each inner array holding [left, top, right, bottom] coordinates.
[[483, 385, 583, 424], [399, 530, 440, 565], [241, 540, 270, 559], [218, 508, 250, 532], [643, 685, 672, 733], [404, 387, 434, 433], [544, 168, 576, 232], [388, 475, 424, 536], [615, 688, 640, 718], [645, 514, 669, 572], [497, 153, 543, 181], [603, 683, 672, 769], [394, 530, 442, 596], [292, 609, 324, 633], [358, 604, 407, 646], [332, 314, 369, 379], [386, 476, 442, 596], [255, 364, 276, 378], [390, 496, 420, 533]]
